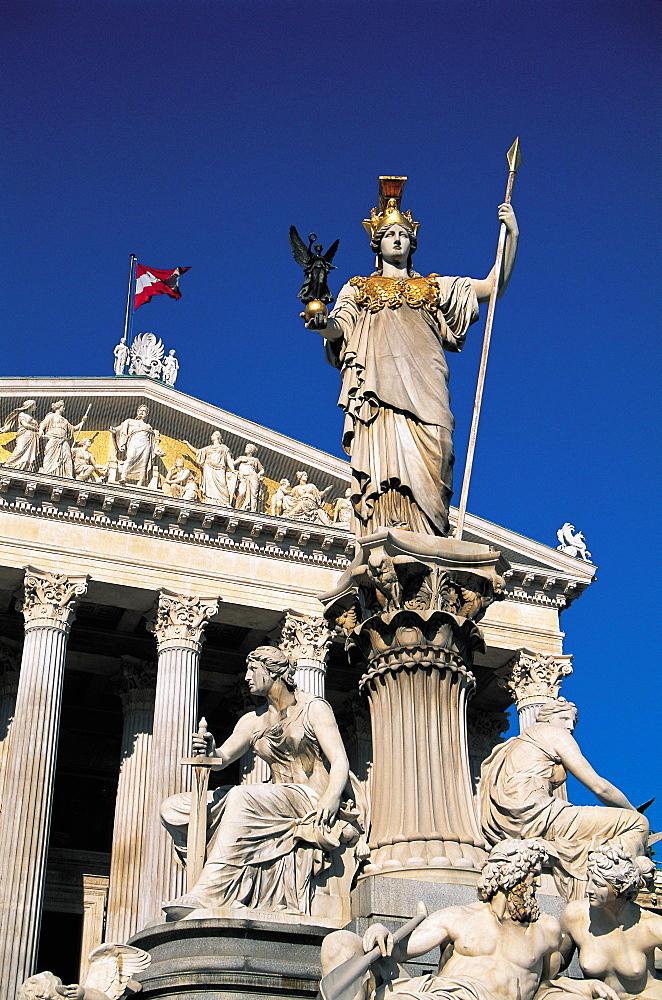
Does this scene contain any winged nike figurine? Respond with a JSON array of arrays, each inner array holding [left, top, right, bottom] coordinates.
[[18, 943, 151, 1000], [289, 226, 339, 305]]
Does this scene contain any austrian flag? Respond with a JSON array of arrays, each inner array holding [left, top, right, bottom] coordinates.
[[134, 264, 190, 309]]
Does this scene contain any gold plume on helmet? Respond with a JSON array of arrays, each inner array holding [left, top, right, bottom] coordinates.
[[362, 176, 420, 239]]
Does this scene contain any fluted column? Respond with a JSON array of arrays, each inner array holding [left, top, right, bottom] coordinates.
[[0, 568, 87, 995], [138, 591, 218, 929], [496, 648, 573, 730], [348, 609, 487, 873], [466, 709, 509, 793], [105, 656, 156, 943], [278, 610, 332, 697], [0, 639, 21, 804]]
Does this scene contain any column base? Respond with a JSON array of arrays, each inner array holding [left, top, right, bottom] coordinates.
[[130, 916, 329, 1000]]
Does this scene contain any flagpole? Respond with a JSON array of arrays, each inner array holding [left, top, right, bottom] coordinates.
[[455, 139, 522, 541], [122, 254, 136, 346]]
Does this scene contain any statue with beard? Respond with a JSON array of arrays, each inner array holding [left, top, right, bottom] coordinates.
[[319, 840, 562, 1000]]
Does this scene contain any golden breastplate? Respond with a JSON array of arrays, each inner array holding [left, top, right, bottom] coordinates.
[[349, 274, 441, 313]]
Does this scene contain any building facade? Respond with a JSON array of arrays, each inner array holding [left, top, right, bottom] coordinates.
[[0, 377, 596, 990]]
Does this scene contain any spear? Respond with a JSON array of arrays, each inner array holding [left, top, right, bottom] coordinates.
[[455, 138, 522, 541]]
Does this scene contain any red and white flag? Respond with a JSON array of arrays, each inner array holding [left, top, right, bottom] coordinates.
[[134, 264, 190, 309]]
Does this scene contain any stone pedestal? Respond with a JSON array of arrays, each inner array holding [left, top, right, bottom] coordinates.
[[130, 916, 327, 999], [0, 568, 87, 997], [106, 656, 156, 943], [138, 591, 218, 930], [323, 529, 507, 879]]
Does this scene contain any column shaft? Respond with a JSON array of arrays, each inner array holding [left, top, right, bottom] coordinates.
[[106, 705, 154, 942], [0, 627, 69, 993], [138, 646, 199, 927]]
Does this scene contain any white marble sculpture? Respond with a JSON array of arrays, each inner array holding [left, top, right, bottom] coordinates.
[[161, 457, 195, 498], [17, 942, 151, 1000], [110, 404, 164, 487], [233, 443, 264, 512], [180, 474, 199, 502], [184, 431, 235, 505], [39, 400, 87, 478], [113, 339, 129, 376], [73, 438, 106, 482], [284, 470, 332, 523], [160, 645, 367, 919], [556, 523, 592, 561], [128, 332, 164, 378], [536, 846, 662, 1000], [305, 179, 518, 537], [270, 478, 292, 517], [320, 839, 561, 1000], [480, 699, 650, 900], [0, 399, 40, 471], [161, 349, 179, 387], [333, 487, 353, 525]]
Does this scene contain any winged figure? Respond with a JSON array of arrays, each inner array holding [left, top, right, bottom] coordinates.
[[18, 943, 151, 1000], [556, 522, 592, 561], [289, 226, 339, 304]]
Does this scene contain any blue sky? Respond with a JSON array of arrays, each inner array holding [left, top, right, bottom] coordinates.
[[2, 1, 659, 829]]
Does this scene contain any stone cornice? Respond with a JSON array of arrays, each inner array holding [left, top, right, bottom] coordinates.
[[0, 468, 354, 571], [17, 567, 88, 632]]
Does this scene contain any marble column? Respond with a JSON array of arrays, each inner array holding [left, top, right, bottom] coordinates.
[[229, 679, 271, 786], [0, 568, 87, 996], [105, 656, 156, 944], [347, 609, 488, 873], [496, 648, 573, 730], [138, 590, 218, 929], [278, 610, 332, 697], [466, 709, 509, 793], [0, 639, 20, 803]]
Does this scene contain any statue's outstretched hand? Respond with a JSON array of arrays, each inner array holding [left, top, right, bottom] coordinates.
[[300, 310, 328, 330], [55, 986, 84, 999], [498, 202, 518, 233], [362, 923, 393, 957]]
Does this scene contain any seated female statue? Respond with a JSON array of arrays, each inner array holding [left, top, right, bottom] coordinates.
[[161, 645, 367, 918], [536, 846, 662, 999], [480, 699, 650, 899]]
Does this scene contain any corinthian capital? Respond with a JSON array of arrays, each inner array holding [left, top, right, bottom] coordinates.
[[496, 648, 573, 710], [278, 609, 332, 663], [0, 640, 21, 698], [146, 590, 218, 651], [17, 567, 88, 633], [113, 655, 157, 713]]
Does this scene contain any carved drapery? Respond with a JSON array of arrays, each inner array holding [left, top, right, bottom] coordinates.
[[278, 609, 332, 697], [139, 591, 218, 928], [106, 656, 156, 943], [0, 568, 87, 996], [496, 648, 573, 730]]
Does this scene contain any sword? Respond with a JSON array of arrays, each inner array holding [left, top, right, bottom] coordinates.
[[181, 717, 216, 890], [318, 901, 428, 1000]]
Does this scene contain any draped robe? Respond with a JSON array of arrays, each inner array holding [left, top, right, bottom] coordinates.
[[326, 274, 478, 536]]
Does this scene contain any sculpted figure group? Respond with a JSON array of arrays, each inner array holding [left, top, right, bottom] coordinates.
[[320, 840, 661, 1000], [0, 399, 350, 521]]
